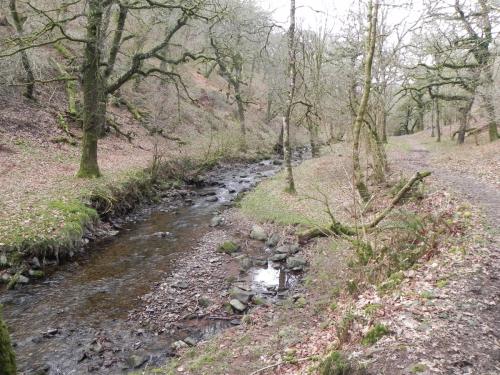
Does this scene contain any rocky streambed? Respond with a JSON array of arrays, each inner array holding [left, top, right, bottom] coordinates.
[[0, 151, 310, 374]]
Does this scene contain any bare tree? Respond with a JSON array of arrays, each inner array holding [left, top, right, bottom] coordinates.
[[283, 0, 297, 193]]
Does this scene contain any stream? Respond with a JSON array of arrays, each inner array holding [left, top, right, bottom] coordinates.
[[0, 152, 307, 374]]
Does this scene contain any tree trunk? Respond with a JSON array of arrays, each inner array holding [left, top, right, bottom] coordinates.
[[234, 86, 247, 151], [283, 0, 297, 193], [353, 0, 378, 201], [457, 99, 473, 145], [480, 67, 498, 141], [308, 119, 320, 158], [77, 0, 104, 178], [9, 0, 35, 99], [435, 97, 441, 142], [0, 309, 16, 375], [381, 110, 388, 143]]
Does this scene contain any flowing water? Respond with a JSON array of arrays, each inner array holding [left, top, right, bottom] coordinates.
[[0, 154, 307, 374]]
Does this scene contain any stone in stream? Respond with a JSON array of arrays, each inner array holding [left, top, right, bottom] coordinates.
[[229, 299, 247, 312], [286, 256, 307, 271], [206, 196, 218, 202], [28, 269, 45, 278], [265, 234, 280, 247], [275, 245, 290, 254], [269, 253, 287, 262], [229, 287, 254, 304], [250, 225, 267, 241]]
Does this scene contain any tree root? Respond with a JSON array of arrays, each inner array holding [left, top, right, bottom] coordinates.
[[298, 171, 431, 243]]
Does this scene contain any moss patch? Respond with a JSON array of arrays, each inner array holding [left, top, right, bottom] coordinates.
[[217, 241, 240, 254]]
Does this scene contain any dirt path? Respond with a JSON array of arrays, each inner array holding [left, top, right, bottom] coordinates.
[[399, 136, 499, 228], [367, 137, 500, 374]]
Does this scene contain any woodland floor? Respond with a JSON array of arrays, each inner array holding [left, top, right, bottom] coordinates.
[[155, 132, 499, 375]]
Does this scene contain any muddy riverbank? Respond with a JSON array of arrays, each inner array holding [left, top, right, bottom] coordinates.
[[0, 151, 309, 374]]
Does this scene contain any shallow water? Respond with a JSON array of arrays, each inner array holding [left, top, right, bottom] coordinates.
[[0, 155, 307, 374]]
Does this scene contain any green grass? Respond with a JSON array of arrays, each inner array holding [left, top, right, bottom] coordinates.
[[361, 323, 390, 346], [240, 176, 310, 225], [318, 351, 351, 375], [0, 199, 98, 259]]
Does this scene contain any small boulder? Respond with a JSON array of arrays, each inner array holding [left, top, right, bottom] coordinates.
[[229, 287, 254, 304], [218, 241, 240, 254], [126, 354, 149, 369], [210, 216, 224, 227], [269, 253, 287, 262], [250, 225, 267, 241], [238, 257, 253, 270], [275, 246, 290, 254], [286, 256, 307, 270], [18, 275, 29, 284], [206, 196, 218, 202], [229, 299, 247, 312], [28, 270, 45, 279], [183, 337, 198, 347], [171, 340, 189, 351], [265, 234, 280, 247]]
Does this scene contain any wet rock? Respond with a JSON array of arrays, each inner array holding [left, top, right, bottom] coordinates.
[[228, 188, 237, 193], [206, 196, 218, 202], [250, 225, 267, 241], [252, 258, 268, 267], [171, 340, 189, 351], [265, 234, 280, 247], [18, 275, 29, 284], [230, 299, 247, 312], [210, 216, 224, 227], [126, 354, 148, 369], [286, 256, 307, 270], [272, 159, 283, 165], [230, 319, 241, 325], [275, 245, 290, 254], [269, 253, 287, 262], [229, 287, 254, 304], [29, 269, 45, 278], [218, 241, 240, 254]]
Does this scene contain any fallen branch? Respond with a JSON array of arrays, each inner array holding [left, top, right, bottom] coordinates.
[[298, 171, 431, 243]]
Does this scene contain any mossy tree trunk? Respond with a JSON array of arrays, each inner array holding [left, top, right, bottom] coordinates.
[[9, 0, 35, 99], [0, 309, 16, 375], [353, 0, 378, 201], [77, 0, 105, 178], [283, 0, 297, 193]]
